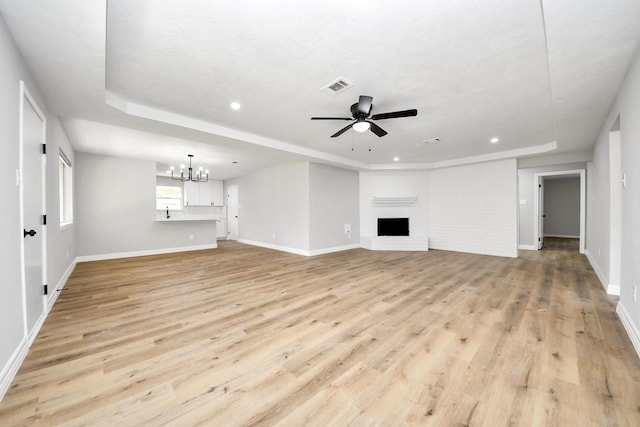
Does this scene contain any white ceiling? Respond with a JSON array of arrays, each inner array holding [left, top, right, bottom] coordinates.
[[1, 0, 639, 179]]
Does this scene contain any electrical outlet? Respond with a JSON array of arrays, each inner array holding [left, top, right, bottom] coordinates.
[[189, 234, 194, 240]]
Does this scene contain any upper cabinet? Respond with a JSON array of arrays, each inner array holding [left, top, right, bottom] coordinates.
[[184, 180, 224, 206], [210, 180, 224, 206]]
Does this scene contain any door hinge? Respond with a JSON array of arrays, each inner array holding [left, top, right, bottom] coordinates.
[[538, 184, 541, 188], [41, 144, 46, 154], [44, 284, 48, 295], [42, 214, 47, 225], [538, 237, 541, 241]]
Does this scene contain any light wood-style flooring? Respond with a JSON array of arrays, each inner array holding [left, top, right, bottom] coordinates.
[[1, 238, 639, 426]]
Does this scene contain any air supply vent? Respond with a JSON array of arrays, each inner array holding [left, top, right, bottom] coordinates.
[[321, 77, 354, 95]]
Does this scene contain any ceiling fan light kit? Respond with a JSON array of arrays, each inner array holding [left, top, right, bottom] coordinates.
[[311, 95, 417, 138], [352, 120, 370, 133]]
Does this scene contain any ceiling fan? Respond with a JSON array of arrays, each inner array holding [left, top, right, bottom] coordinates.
[[311, 95, 418, 138]]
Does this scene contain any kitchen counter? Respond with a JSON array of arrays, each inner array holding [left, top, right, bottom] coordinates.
[[155, 216, 221, 222]]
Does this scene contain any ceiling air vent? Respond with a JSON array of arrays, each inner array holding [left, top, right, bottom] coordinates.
[[321, 77, 353, 95], [422, 137, 441, 144]]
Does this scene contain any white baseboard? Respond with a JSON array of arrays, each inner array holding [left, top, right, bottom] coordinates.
[[608, 285, 621, 295], [0, 335, 29, 402], [518, 244, 537, 250], [237, 239, 360, 257], [238, 239, 309, 256], [543, 234, 579, 239], [308, 244, 361, 256], [47, 259, 76, 311], [584, 249, 615, 294], [617, 302, 640, 360], [1, 258, 78, 402], [76, 243, 218, 263]]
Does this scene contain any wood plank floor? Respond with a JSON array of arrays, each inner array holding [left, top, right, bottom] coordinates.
[[1, 238, 640, 426]]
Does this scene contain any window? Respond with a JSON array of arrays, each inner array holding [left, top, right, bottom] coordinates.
[[59, 151, 73, 228], [156, 185, 183, 211]]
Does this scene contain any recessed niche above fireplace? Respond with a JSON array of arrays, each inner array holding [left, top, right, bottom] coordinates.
[[378, 218, 409, 236]]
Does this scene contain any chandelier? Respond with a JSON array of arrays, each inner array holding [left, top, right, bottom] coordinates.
[[170, 154, 209, 182]]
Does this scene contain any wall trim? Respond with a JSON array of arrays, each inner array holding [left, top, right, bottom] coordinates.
[[237, 240, 360, 257], [0, 335, 29, 402], [584, 249, 617, 295], [617, 302, 640, 360], [238, 239, 309, 256], [47, 259, 76, 311], [1, 258, 77, 402], [308, 244, 361, 256], [608, 285, 621, 295], [518, 244, 537, 250], [543, 234, 580, 239], [76, 243, 218, 263]]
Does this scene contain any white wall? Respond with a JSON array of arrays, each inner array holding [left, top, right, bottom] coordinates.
[[543, 177, 580, 237], [429, 159, 518, 258], [75, 153, 216, 258], [588, 46, 640, 355], [359, 170, 429, 250], [0, 15, 76, 399], [225, 161, 310, 253], [517, 162, 586, 248], [309, 163, 360, 252]]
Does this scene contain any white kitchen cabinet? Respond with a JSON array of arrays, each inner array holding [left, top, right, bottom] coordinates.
[[216, 219, 227, 239], [211, 180, 224, 206], [183, 181, 200, 206], [183, 180, 224, 206]]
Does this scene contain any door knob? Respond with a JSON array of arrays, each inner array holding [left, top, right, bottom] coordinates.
[[23, 229, 36, 238]]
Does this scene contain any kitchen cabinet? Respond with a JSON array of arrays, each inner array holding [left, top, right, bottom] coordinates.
[[184, 180, 224, 206], [216, 219, 227, 239]]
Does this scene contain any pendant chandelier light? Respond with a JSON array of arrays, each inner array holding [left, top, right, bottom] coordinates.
[[170, 154, 209, 182]]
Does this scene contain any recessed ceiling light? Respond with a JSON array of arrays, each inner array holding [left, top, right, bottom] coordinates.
[[230, 102, 241, 110], [393, 157, 399, 162], [490, 137, 499, 143]]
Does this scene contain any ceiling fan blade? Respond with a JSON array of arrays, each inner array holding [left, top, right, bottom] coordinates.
[[369, 122, 388, 137], [357, 95, 373, 116], [371, 109, 418, 120], [310, 117, 353, 120], [331, 123, 354, 138]]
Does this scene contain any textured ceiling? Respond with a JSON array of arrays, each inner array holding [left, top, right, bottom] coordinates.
[[1, 0, 639, 178]]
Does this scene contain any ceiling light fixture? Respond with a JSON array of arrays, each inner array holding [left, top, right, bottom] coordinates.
[[490, 137, 499, 143], [352, 120, 370, 133], [230, 102, 241, 110], [171, 154, 209, 182], [393, 157, 399, 162]]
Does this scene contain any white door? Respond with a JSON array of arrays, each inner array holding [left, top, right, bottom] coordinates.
[[537, 176, 545, 250], [20, 83, 47, 332], [227, 186, 238, 240]]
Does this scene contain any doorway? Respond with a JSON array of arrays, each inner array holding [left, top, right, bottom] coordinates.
[[19, 81, 47, 334], [227, 185, 238, 241], [534, 169, 585, 254]]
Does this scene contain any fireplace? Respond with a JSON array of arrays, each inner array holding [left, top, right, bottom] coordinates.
[[377, 218, 409, 236]]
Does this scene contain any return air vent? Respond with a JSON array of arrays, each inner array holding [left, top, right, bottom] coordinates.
[[321, 77, 354, 95]]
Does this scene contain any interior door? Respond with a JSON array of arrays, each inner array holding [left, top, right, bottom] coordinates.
[[537, 176, 545, 250], [21, 83, 47, 332], [227, 186, 238, 240]]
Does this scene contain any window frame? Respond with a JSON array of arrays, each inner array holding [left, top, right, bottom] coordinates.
[[59, 150, 74, 230], [156, 183, 184, 211]]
